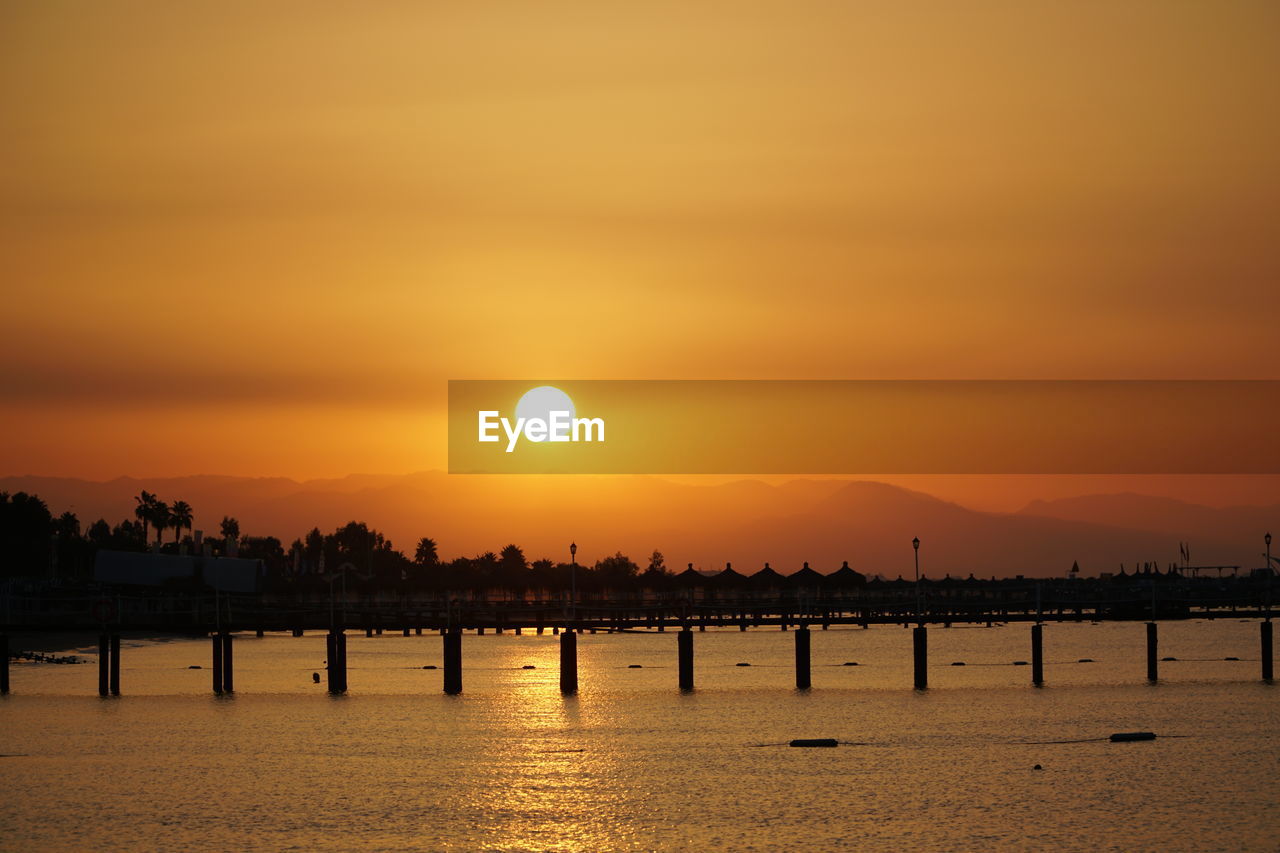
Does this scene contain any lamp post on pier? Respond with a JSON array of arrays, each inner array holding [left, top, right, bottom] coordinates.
[[569, 542, 578, 623], [912, 537, 921, 625]]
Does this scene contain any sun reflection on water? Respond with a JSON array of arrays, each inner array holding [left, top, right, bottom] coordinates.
[[462, 635, 636, 852]]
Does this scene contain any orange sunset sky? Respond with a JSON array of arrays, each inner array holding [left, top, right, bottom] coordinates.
[[2, 2, 1278, 509]]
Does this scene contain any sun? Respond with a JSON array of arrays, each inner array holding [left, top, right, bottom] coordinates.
[[514, 386, 575, 442]]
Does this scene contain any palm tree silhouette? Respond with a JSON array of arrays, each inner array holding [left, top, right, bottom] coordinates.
[[150, 501, 171, 547], [134, 491, 156, 545], [170, 500, 193, 544], [414, 537, 438, 566]]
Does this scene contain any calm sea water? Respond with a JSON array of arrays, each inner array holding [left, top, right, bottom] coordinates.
[[3, 621, 1277, 851]]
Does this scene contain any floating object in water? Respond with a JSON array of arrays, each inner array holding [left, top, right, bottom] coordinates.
[[628, 664, 642, 669], [188, 665, 202, 670], [736, 662, 751, 667], [1161, 656, 1177, 662], [950, 661, 966, 666], [522, 665, 536, 670], [1033, 764, 1043, 770], [1078, 658, 1094, 663], [1109, 732, 1156, 742], [1013, 661, 1028, 666], [789, 738, 838, 748], [1224, 656, 1240, 661], [312, 673, 320, 683], [422, 665, 437, 670], [842, 662, 859, 666]]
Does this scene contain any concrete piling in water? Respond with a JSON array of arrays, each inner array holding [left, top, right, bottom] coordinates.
[[795, 625, 811, 689], [678, 628, 694, 691], [913, 626, 928, 689], [325, 631, 336, 691], [1262, 621, 1273, 681], [109, 634, 120, 696], [98, 633, 109, 696], [560, 628, 578, 695], [336, 632, 347, 693], [1146, 622, 1158, 682], [221, 632, 234, 693], [1031, 623, 1044, 686], [212, 633, 224, 694], [443, 629, 463, 695]]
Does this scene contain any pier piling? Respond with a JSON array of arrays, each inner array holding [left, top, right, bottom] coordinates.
[[1031, 624, 1044, 686], [678, 628, 694, 691], [325, 631, 335, 691], [212, 633, 224, 694], [795, 625, 811, 689], [560, 628, 578, 694], [1259, 617, 1269, 676], [221, 633, 234, 693], [1146, 622, 1158, 682], [913, 626, 928, 689], [336, 631, 347, 693], [109, 635, 120, 696], [98, 633, 109, 696], [443, 629, 462, 695]]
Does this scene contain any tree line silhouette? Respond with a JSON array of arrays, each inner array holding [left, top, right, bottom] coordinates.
[[1, 489, 660, 592]]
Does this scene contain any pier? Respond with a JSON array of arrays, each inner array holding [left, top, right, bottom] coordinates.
[[2, 576, 1274, 696]]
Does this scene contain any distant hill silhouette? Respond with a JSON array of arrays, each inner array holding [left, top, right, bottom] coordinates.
[[1019, 492, 1278, 562], [0, 473, 1271, 577]]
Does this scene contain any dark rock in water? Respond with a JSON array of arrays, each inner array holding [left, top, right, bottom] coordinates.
[[422, 665, 437, 670], [628, 664, 642, 668], [842, 662, 859, 666], [1110, 732, 1156, 742], [789, 738, 838, 748], [1013, 661, 1028, 666], [735, 662, 751, 667], [1078, 658, 1094, 663], [950, 661, 966, 666], [1161, 656, 1177, 662], [188, 665, 203, 670], [522, 665, 536, 670], [1224, 656, 1240, 661], [1033, 764, 1043, 770]]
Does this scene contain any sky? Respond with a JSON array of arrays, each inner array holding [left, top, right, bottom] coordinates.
[[2, 1, 1278, 500]]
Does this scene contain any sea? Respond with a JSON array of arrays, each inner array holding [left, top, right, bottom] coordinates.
[[2, 620, 1277, 851]]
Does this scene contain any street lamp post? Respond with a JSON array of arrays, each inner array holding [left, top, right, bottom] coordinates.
[[1266, 532, 1273, 618], [912, 537, 921, 624], [569, 542, 578, 623]]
